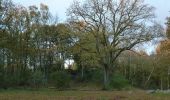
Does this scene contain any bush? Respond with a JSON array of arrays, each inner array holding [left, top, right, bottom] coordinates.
[[0, 71, 5, 89], [49, 71, 71, 90], [110, 73, 130, 90], [19, 69, 32, 86], [30, 70, 44, 88], [78, 68, 103, 83], [1, 72, 20, 88], [89, 69, 103, 83], [0, 66, 32, 88]]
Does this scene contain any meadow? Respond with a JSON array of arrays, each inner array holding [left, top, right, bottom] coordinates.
[[0, 89, 170, 100]]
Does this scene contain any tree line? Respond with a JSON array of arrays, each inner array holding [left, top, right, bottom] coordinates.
[[0, 0, 168, 90]]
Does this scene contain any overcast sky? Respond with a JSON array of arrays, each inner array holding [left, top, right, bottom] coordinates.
[[12, 0, 170, 54], [13, 0, 170, 25]]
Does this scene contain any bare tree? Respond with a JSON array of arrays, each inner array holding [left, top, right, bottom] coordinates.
[[68, 0, 163, 89]]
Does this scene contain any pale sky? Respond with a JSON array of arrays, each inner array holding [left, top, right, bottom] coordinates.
[[12, 0, 170, 25], [12, 0, 170, 54]]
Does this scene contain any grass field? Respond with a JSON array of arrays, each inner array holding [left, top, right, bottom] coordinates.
[[0, 89, 170, 100]]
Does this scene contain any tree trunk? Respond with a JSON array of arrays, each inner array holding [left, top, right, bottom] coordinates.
[[103, 65, 109, 90], [167, 76, 169, 89], [160, 77, 163, 90], [81, 64, 84, 80], [144, 66, 155, 88], [2, 49, 5, 68]]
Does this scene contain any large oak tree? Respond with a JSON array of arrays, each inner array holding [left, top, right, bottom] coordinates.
[[67, 0, 163, 89]]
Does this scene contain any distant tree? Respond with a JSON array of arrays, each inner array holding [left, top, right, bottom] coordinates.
[[71, 31, 100, 79], [155, 17, 170, 89], [166, 17, 170, 39]]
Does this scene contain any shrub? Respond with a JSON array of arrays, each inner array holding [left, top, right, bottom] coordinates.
[[19, 69, 32, 86], [1, 72, 20, 88], [89, 69, 103, 83], [78, 68, 103, 83], [0, 71, 5, 89], [110, 73, 130, 90], [30, 70, 44, 88], [49, 71, 71, 90]]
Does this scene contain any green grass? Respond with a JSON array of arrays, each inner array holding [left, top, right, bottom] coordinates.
[[0, 89, 170, 100], [153, 92, 170, 97]]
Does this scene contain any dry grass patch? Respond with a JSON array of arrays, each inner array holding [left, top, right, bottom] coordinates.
[[0, 89, 170, 100]]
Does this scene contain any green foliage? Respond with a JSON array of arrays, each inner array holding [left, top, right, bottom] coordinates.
[[0, 0, 166, 90], [2, 70, 31, 88], [49, 71, 71, 90], [110, 73, 130, 90], [76, 68, 103, 84], [19, 69, 32, 86], [85, 69, 103, 83], [0, 70, 5, 89], [90, 69, 103, 83], [30, 70, 44, 88]]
